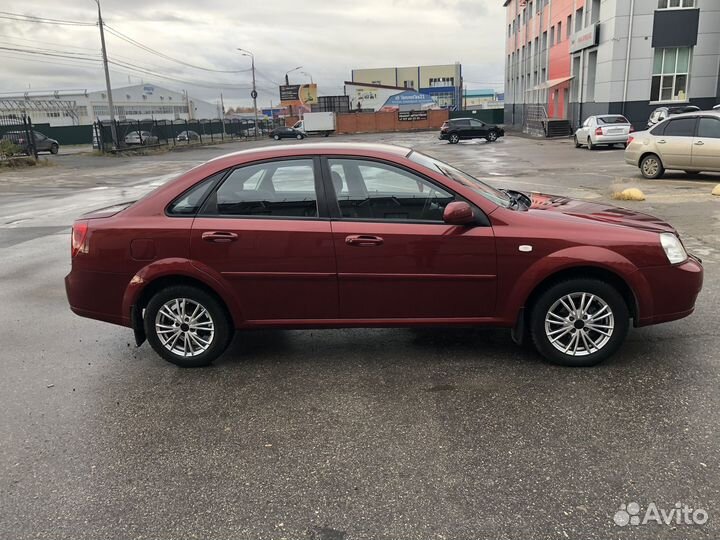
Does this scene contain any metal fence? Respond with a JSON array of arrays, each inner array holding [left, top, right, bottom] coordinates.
[[0, 114, 37, 160], [94, 117, 284, 153]]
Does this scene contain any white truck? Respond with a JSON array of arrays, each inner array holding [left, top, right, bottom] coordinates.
[[292, 112, 335, 137]]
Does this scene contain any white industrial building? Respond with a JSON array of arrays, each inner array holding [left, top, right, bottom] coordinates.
[[0, 83, 218, 126]]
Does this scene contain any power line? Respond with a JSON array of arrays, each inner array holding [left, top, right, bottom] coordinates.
[[0, 11, 95, 27], [107, 58, 254, 90], [103, 24, 251, 74]]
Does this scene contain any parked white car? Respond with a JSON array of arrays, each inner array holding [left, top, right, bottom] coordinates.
[[574, 115, 634, 150]]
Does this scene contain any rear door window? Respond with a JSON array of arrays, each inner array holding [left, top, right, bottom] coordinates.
[[202, 159, 319, 218], [662, 117, 697, 137], [697, 117, 720, 139]]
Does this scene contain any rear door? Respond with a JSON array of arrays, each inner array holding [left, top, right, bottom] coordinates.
[[323, 157, 497, 319], [692, 116, 720, 171], [452, 119, 471, 139], [190, 157, 338, 321], [655, 117, 696, 169]]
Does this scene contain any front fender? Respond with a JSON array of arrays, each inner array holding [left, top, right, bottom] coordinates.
[[121, 258, 245, 328], [499, 246, 652, 323]]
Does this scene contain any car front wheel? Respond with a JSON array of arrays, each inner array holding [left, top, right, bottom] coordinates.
[[144, 285, 232, 368], [50, 143, 59, 154], [574, 136, 581, 148], [486, 130, 498, 142], [296, 133, 303, 140], [530, 279, 629, 367], [640, 154, 664, 179]]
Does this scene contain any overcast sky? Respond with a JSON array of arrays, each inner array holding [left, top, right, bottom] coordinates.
[[0, 0, 506, 109]]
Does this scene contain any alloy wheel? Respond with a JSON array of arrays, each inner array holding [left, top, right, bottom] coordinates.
[[155, 298, 215, 357], [544, 292, 614, 357], [642, 157, 659, 177]]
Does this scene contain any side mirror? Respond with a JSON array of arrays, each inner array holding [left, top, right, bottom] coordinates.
[[443, 201, 475, 226]]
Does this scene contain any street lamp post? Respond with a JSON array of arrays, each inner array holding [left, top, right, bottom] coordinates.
[[300, 71, 314, 84], [238, 48, 259, 140], [284, 66, 303, 86], [94, 0, 117, 149]]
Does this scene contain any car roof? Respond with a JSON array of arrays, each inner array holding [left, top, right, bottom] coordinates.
[[668, 110, 720, 119], [208, 142, 411, 164]]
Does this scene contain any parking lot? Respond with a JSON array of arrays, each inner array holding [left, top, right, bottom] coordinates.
[[1, 132, 719, 539]]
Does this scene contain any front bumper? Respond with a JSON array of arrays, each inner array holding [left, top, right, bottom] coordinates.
[[635, 255, 703, 326]]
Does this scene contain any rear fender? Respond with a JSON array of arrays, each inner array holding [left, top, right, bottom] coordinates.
[[121, 258, 245, 330]]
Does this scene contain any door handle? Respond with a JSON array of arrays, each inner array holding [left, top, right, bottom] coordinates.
[[202, 231, 238, 243], [657, 139, 666, 144], [695, 140, 705, 146], [345, 234, 384, 247]]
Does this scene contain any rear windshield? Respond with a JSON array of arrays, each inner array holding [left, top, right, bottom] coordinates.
[[597, 116, 629, 125]]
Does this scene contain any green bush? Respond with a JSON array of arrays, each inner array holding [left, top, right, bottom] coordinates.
[[0, 138, 21, 160]]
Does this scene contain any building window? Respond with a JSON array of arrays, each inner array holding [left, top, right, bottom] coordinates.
[[651, 47, 691, 102], [528, 2, 533, 17], [542, 31, 547, 50], [557, 21, 562, 42], [508, 24, 512, 37], [658, 0, 695, 7], [549, 26, 555, 47], [428, 77, 454, 87], [403, 80, 414, 88], [575, 7, 584, 31], [567, 15, 572, 38], [591, 0, 601, 23]]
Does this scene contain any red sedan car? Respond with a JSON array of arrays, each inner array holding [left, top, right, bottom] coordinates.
[[65, 143, 703, 368]]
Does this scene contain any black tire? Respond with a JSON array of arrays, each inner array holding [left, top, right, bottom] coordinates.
[[273, 134, 280, 140], [296, 133, 303, 140], [587, 137, 595, 150], [640, 153, 664, 179], [529, 278, 629, 367], [574, 136, 581, 148], [448, 133, 460, 144], [486, 130, 498, 142], [144, 285, 233, 368], [50, 143, 59, 154]]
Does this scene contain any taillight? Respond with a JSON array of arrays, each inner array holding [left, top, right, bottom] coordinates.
[[595, 127, 603, 136], [627, 136, 634, 145], [71, 221, 88, 257]]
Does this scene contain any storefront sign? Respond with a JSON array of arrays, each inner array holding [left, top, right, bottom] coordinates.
[[570, 23, 599, 53]]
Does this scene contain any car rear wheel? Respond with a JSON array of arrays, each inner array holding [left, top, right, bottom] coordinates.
[[273, 134, 280, 140], [144, 285, 232, 368], [530, 279, 629, 367], [50, 143, 59, 154], [640, 154, 664, 179], [486, 130, 498, 142], [587, 137, 595, 150], [448, 133, 460, 144]]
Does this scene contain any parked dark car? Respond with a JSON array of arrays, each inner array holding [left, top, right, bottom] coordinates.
[[1, 130, 59, 154], [439, 118, 505, 144], [65, 143, 702, 369], [270, 126, 305, 140], [647, 105, 701, 129], [124, 131, 159, 146], [176, 130, 200, 142]]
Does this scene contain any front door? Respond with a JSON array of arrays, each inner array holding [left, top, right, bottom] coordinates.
[[655, 116, 697, 169], [324, 157, 497, 319], [469, 119, 488, 138], [190, 157, 337, 321], [692, 116, 720, 171]]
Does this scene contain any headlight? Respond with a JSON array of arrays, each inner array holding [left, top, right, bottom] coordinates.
[[660, 233, 687, 264]]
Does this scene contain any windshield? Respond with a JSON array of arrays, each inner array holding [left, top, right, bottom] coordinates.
[[407, 150, 512, 208]]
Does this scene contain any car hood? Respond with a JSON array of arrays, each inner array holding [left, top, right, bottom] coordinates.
[[527, 192, 676, 234]]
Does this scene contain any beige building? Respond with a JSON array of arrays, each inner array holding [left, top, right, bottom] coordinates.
[[351, 63, 463, 109]]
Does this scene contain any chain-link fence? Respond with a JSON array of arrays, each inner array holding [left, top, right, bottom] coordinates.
[[93, 117, 284, 153], [0, 114, 37, 160]]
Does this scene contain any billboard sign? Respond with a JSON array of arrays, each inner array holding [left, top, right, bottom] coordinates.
[[570, 23, 599, 53], [279, 84, 318, 112], [398, 110, 428, 121]]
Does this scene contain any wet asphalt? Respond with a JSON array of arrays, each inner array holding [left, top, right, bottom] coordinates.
[[1, 133, 719, 539]]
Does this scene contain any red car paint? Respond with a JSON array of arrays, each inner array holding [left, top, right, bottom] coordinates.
[[65, 143, 702, 343]]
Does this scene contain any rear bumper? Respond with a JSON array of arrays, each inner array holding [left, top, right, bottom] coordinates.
[[438, 132, 449, 140], [65, 269, 132, 328], [635, 256, 703, 326], [595, 134, 629, 144]]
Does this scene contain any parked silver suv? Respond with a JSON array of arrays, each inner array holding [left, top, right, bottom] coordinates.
[[625, 110, 720, 179]]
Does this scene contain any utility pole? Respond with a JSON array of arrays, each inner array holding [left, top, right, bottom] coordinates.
[[220, 92, 226, 135], [94, 0, 117, 149], [238, 48, 259, 139]]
